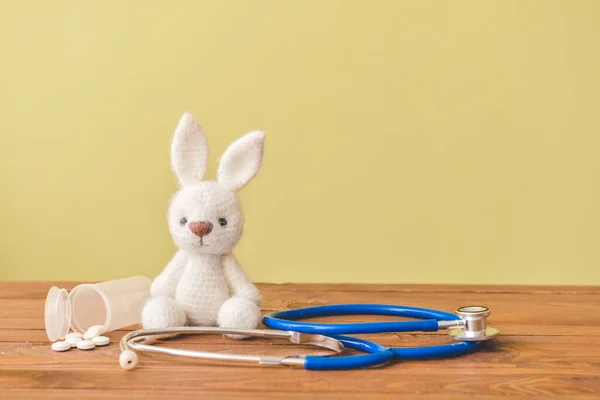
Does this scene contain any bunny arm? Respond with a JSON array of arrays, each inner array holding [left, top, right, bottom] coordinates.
[[150, 250, 186, 298], [222, 252, 261, 305]]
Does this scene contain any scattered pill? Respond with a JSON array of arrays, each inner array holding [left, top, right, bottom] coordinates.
[[76, 339, 96, 350], [65, 332, 82, 341], [65, 335, 82, 347], [51, 341, 71, 352], [92, 336, 110, 346], [83, 325, 104, 340]]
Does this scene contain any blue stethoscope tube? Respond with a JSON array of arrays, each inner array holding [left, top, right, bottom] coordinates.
[[304, 335, 394, 370], [263, 304, 481, 369], [264, 304, 457, 334]]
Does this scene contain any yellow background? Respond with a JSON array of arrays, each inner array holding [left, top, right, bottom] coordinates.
[[1, 0, 599, 285]]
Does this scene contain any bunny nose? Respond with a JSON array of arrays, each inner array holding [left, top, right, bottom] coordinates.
[[188, 221, 213, 237]]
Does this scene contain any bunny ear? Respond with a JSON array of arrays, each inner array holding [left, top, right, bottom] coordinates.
[[171, 113, 209, 186], [217, 131, 265, 192]]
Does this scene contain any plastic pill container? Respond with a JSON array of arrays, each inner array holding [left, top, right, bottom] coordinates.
[[44, 276, 151, 342]]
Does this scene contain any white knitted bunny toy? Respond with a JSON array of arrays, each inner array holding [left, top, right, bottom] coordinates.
[[141, 113, 263, 335]]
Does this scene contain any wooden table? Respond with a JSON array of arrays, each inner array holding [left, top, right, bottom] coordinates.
[[1, 282, 599, 399]]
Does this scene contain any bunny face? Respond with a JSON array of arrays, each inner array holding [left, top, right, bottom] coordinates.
[[168, 182, 243, 254], [167, 113, 264, 255]]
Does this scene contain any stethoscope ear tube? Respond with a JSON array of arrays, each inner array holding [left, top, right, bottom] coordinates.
[[118, 327, 396, 370]]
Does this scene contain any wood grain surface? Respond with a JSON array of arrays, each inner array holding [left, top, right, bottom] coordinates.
[[0, 281, 598, 399]]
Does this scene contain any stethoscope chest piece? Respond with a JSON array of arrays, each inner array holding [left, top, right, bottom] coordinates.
[[448, 306, 500, 341]]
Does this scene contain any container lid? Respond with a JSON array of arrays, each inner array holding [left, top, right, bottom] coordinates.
[[44, 286, 72, 342]]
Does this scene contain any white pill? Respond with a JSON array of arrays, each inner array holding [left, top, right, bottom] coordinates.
[[65, 332, 82, 341], [92, 336, 110, 346], [76, 339, 96, 350], [83, 325, 105, 339], [51, 341, 71, 352], [65, 335, 82, 347]]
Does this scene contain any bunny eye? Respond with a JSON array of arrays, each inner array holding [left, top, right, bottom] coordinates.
[[180, 217, 188, 226], [218, 218, 228, 227]]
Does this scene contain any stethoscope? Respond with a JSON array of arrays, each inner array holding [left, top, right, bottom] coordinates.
[[119, 304, 499, 370]]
